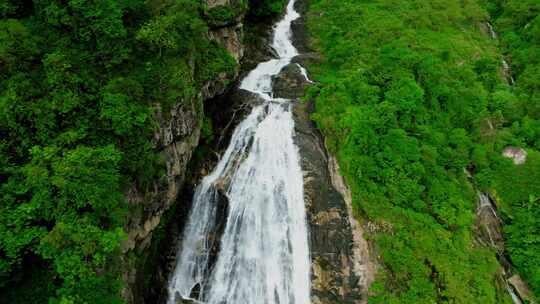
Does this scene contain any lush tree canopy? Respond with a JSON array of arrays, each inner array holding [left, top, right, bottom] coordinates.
[[307, 0, 538, 302]]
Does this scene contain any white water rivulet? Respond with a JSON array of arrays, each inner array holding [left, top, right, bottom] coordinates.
[[167, 0, 311, 303]]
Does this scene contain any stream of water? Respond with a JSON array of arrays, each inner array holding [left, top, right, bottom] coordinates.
[[166, 0, 311, 303]]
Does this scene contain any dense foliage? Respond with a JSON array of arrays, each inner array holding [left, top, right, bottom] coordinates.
[[0, 0, 285, 302], [248, 0, 288, 18], [482, 0, 540, 124], [306, 0, 539, 302]]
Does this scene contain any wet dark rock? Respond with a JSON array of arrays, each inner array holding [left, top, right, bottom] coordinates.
[[240, 21, 276, 75], [272, 63, 311, 99], [291, 0, 311, 54], [228, 88, 266, 109], [205, 87, 265, 153], [208, 183, 231, 265], [188, 283, 201, 300]]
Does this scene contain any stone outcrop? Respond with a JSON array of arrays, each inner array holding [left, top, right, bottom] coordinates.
[[502, 146, 527, 165], [272, 63, 310, 99], [209, 25, 244, 62]]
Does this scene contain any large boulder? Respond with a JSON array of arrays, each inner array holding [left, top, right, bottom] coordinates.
[[272, 63, 312, 99], [502, 146, 527, 165]]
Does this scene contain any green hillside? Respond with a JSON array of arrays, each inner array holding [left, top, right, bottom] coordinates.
[[306, 0, 539, 302]]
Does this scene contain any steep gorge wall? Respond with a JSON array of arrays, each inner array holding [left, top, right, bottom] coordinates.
[[120, 2, 246, 302]]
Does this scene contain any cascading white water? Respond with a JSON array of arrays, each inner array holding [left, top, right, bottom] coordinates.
[[167, 0, 311, 303], [486, 22, 515, 86], [296, 64, 314, 83]]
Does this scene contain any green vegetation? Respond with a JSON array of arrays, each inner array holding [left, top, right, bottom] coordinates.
[[1, 0, 537, 302], [204, 1, 249, 27], [248, 0, 288, 18], [0, 0, 284, 302], [482, 0, 540, 124], [478, 151, 540, 297], [306, 0, 539, 302]]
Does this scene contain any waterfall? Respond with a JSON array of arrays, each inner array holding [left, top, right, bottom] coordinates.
[[166, 0, 312, 303]]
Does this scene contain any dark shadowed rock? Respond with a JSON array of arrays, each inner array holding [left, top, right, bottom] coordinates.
[[209, 24, 245, 62], [240, 20, 277, 75], [291, 0, 311, 54], [209, 182, 231, 265], [272, 63, 311, 99]]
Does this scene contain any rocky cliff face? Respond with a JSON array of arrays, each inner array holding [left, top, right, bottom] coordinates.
[[288, 1, 375, 302], [293, 98, 374, 304], [120, 2, 246, 302]]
